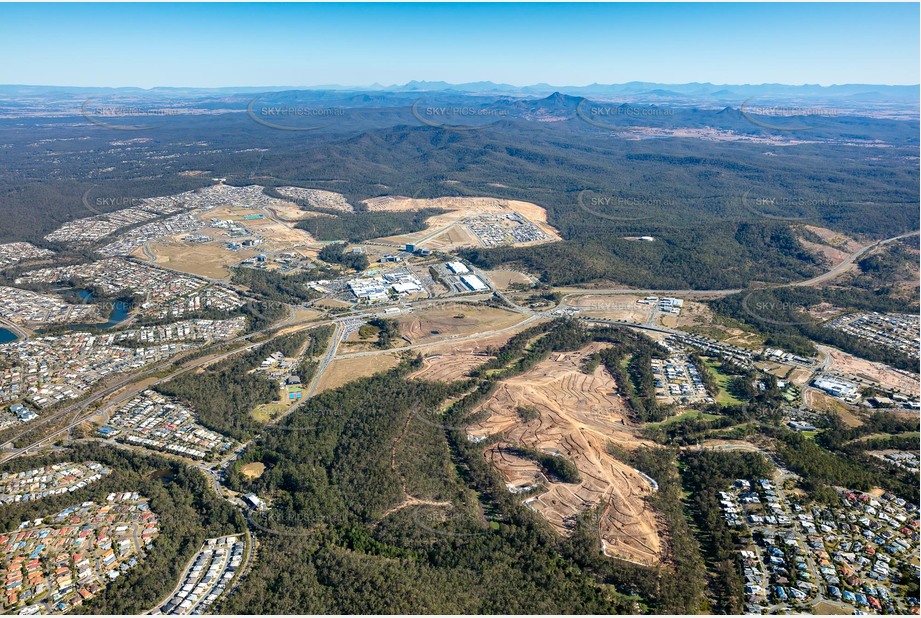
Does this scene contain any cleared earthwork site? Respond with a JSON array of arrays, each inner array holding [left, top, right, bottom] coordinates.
[[315, 353, 402, 394], [363, 195, 561, 251], [827, 348, 920, 396], [466, 343, 662, 566], [396, 304, 528, 346], [407, 330, 527, 382]]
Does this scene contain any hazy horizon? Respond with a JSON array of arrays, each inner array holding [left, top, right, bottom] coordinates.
[[1, 3, 918, 88], [3, 79, 920, 90]]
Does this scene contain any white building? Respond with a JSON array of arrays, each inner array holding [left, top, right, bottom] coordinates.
[[460, 275, 488, 292], [813, 377, 859, 399]]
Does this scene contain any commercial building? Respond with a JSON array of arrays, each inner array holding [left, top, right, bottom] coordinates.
[[813, 377, 859, 399], [460, 275, 488, 292]]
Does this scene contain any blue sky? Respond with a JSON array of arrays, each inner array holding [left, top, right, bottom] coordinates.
[[1, 3, 918, 87]]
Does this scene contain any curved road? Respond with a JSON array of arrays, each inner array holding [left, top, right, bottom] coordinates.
[[0, 316, 31, 340], [790, 230, 919, 287], [556, 230, 919, 302]]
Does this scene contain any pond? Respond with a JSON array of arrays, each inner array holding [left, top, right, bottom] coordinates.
[[41, 289, 134, 332]]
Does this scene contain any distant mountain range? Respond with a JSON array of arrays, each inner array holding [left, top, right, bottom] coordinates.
[[1, 81, 916, 122], [1, 80, 917, 101]]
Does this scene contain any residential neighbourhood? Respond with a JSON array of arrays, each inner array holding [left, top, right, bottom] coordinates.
[[0, 286, 99, 325], [826, 313, 920, 361], [113, 317, 247, 345], [0, 493, 159, 614], [0, 332, 188, 409], [156, 535, 244, 615], [100, 390, 237, 461], [721, 474, 920, 615], [651, 351, 713, 404], [17, 258, 243, 320], [41, 184, 284, 248], [0, 462, 110, 505], [0, 243, 54, 271]]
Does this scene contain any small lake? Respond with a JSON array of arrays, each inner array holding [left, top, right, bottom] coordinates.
[[0, 328, 18, 344], [42, 289, 134, 332]]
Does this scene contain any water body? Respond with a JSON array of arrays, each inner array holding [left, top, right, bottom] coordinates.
[[0, 328, 17, 344], [105, 300, 130, 326], [43, 289, 134, 332]]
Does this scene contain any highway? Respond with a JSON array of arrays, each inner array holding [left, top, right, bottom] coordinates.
[[0, 312, 321, 464], [556, 230, 919, 302], [303, 321, 343, 398], [0, 224, 915, 615], [13, 222, 893, 466], [790, 230, 919, 288]]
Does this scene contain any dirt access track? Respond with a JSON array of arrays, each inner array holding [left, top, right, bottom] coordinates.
[[467, 343, 663, 566], [363, 195, 561, 250], [408, 330, 530, 382]]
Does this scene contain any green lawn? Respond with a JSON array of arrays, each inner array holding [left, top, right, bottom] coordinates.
[[649, 409, 722, 428], [702, 358, 745, 406]]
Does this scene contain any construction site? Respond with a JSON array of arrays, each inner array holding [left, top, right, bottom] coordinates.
[[466, 343, 663, 566]]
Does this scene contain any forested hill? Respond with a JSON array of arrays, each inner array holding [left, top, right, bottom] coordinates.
[[1, 96, 916, 289]]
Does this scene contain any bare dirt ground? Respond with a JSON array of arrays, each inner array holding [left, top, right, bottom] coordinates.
[[407, 331, 524, 382], [563, 294, 653, 324], [366, 196, 561, 250], [666, 300, 764, 348], [803, 225, 864, 253], [466, 343, 662, 566], [787, 367, 815, 387], [140, 197, 320, 278], [826, 348, 920, 396], [240, 462, 266, 479], [200, 205, 316, 249], [484, 269, 535, 291], [755, 361, 795, 379], [315, 354, 401, 394], [292, 308, 324, 323], [420, 225, 481, 251], [272, 314, 325, 339], [244, 217, 316, 248], [397, 304, 527, 347], [264, 202, 320, 222], [276, 187, 354, 212], [799, 239, 850, 269], [803, 389, 863, 426], [313, 298, 353, 309]]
